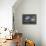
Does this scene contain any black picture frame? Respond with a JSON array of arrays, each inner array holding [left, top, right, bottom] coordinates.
[[22, 14, 37, 24]]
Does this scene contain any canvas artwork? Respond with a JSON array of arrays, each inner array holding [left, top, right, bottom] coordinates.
[[22, 14, 37, 24]]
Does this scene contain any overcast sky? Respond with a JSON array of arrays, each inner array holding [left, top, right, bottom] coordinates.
[[0, 0, 16, 29]]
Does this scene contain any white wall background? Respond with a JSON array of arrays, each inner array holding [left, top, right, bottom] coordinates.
[[13, 0, 46, 46], [13, 0, 41, 46], [0, 0, 16, 29], [41, 0, 46, 46]]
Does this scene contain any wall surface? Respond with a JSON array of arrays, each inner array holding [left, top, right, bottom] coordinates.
[[13, 0, 41, 46], [41, 0, 46, 46]]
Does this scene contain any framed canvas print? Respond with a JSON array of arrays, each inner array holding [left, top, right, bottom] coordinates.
[[22, 14, 37, 24]]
